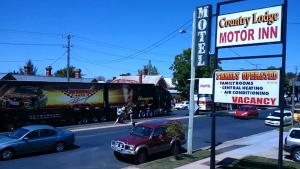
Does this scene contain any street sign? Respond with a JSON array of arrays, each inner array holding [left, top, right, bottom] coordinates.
[[194, 5, 211, 66], [214, 70, 280, 106], [216, 6, 282, 47], [198, 78, 213, 94]]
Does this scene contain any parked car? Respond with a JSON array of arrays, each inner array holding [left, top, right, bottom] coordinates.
[[264, 110, 292, 126], [234, 105, 258, 118], [284, 127, 300, 162], [111, 119, 185, 164], [0, 125, 75, 160], [174, 101, 189, 110]]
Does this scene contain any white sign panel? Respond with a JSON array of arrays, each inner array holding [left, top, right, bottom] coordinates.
[[214, 70, 280, 106], [198, 78, 213, 94], [216, 6, 282, 47]]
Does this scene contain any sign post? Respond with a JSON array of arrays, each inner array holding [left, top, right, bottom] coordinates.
[[212, 0, 287, 169], [187, 5, 211, 155]]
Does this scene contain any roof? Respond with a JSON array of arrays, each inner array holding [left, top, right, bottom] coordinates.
[[112, 75, 167, 87], [0, 73, 8, 79], [8, 74, 97, 83], [22, 125, 55, 131], [164, 78, 175, 88], [139, 119, 174, 128]]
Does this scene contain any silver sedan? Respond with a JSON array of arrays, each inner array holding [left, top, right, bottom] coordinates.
[[0, 125, 75, 160]]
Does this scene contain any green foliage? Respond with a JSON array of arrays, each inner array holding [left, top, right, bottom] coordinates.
[[54, 66, 77, 77], [165, 122, 184, 139], [138, 61, 159, 75], [12, 59, 38, 75], [169, 48, 218, 97]]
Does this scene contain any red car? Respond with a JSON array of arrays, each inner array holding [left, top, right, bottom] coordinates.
[[234, 105, 258, 118]]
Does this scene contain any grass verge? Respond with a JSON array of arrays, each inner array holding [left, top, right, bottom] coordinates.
[[138, 150, 210, 169], [220, 156, 300, 169]]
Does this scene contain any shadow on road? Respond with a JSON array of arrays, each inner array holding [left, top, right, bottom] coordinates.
[[10, 144, 80, 160]]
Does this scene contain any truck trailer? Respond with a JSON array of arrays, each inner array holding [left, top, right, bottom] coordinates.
[[0, 81, 172, 131]]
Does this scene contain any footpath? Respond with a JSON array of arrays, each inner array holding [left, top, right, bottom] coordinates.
[[175, 129, 288, 169]]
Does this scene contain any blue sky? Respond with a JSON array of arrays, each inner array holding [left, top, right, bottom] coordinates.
[[0, 0, 299, 80]]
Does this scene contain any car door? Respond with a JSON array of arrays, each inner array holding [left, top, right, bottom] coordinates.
[[23, 130, 43, 153], [149, 127, 168, 154], [39, 129, 58, 151]]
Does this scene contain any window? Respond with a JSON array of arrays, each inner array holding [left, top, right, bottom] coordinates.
[[290, 130, 300, 139], [285, 113, 292, 117], [26, 130, 39, 139], [40, 129, 57, 137], [153, 127, 165, 137]]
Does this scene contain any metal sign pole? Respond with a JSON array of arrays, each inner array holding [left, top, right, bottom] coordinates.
[[210, 3, 220, 169], [278, 0, 288, 169], [187, 10, 197, 155]]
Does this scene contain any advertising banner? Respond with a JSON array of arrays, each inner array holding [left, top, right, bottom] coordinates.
[[198, 78, 213, 94], [194, 5, 211, 66], [216, 6, 282, 47], [214, 70, 280, 106]]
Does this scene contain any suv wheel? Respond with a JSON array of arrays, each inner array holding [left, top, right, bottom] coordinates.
[[135, 150, 147, 164], [292, 148, 300, 162], [1, 148, 14, 160], [113, 151, 122, 160], [170, 142, 180, 156]]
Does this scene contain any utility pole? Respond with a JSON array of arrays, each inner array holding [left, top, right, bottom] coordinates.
[[187, 10, 197, 155], [292, 78, 295, 126], [148, 60, 151, 75], [64, 34, 73, 82]]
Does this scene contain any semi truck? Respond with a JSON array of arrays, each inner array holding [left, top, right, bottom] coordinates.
[[0, 81, 172, 131]]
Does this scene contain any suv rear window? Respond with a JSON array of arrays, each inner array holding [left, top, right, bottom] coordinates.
[[290, 130, 300, 139]]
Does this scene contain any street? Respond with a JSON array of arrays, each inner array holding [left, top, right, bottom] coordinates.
[[0, 109, 276, 169]]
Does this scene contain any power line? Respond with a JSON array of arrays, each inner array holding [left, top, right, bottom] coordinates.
[[227, 48, 261, 69], [0, 42, 62, 46], [75, 36, 175, 57], [288, 22, 300, 25], [0, 58, 57, 63], [73, 54, 136, 73], [0, 28, 64, 37], [84, 19, 192, 63], [74, 46, 171, 63], [49, 52, 67, 66]]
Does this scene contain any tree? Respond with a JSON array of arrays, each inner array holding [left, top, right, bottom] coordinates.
[[169, 48, 218, 97], [54, 66, 78, 78], [11, 59, 38, 75], [120, 73, 131, 76], [165, 122, 185, 159], [138, 61, 159, 75]]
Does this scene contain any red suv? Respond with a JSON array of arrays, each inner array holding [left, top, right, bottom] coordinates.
[[111, 119, 185, 164]]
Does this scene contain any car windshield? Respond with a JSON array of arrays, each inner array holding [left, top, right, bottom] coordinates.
[[130, 125, 153, 138], [270, 112, 281, 117], [238, 107, 249, 111], [8, 128, 30, 139]]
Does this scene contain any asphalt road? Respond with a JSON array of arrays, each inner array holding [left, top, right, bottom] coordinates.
[[0, 109, 277, 169]]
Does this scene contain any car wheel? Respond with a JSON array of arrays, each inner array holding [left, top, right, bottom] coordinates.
[[292, 148, 300, 162], [55, 142, 65, 152], [91, 116, 98, 123], [170, 142, 180, 156], [1, 148, 14, 160], [113, 151, 122, 160], [6, 123, 15, 131], [101, 116, 107, 122], [135, 150, 147, 164]]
